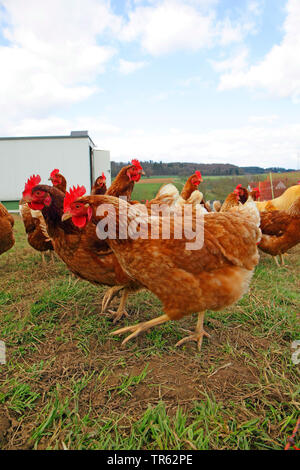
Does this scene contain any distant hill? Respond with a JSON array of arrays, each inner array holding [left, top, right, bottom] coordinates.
[[111, 161, 296, 177], [241, 166, 296, 174]]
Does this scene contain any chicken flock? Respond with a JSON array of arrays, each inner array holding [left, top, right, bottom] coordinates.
[[1, 161, 299, 351]]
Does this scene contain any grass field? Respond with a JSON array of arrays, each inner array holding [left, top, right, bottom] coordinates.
[[0, 216, 299, 450], [1, 201, 19, 211], [132, 171, 300, 203], [266, 171, 300, 183], [2, 171, 300, 210]]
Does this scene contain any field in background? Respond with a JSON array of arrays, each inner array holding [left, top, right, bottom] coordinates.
[[1, 201, 19, 211], [132, 171, 300, 203], [132, 174, 262, 203], [266, 171, 300, 183], [0, 217, 299, 450], [2, 172, 299, 210]]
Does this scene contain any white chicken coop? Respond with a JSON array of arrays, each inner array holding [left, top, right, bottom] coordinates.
[[0, 131, 111, 203]]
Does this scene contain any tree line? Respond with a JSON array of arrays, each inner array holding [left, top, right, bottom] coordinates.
[[111, 161, 295, 177]]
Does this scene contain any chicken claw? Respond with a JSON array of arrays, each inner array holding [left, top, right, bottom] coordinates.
[[175, 330, 211, 351], [279, 253, 287, 266], [110, 314, 169, 346], [175, 312, 210, 351], [101, 286, 124, 313], [108, 308, 130, 324], [103, 289, 130, 323]]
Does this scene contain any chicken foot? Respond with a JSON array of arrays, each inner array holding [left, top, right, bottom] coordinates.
[[110, 314, 170, 346], [108, 290, 130, 323], [279, 253, 287, 266], [101, 286, 124, 313], [175, 312, 210, 351], [273, 254, 287, 267]]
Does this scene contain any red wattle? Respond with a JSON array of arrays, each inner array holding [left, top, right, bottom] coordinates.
[[29, 202, 44, 210], [72, 216, 87, 228]]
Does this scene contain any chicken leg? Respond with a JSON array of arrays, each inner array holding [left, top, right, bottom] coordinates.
[[101, 285, 124, 313], [280, 253, 286, 266], [110, 314, 170, 346], [274, 254, 287, 267], [108, 290, 130, 323], [175, 312, 210, 351]]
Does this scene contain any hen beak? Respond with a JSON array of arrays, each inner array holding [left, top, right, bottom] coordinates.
[[141, 170, 145, 176], [62, 212, 72, 222]]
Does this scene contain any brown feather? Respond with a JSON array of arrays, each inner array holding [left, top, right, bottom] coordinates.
[[259, 197, 300, 256], [106, 165, 136, 199], [80, 195, 260, 323], [0, 203, 15, 255], [20, 202, 54, 252]]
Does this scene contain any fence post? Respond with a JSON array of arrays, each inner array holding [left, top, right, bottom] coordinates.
[[269, 172, 275, 199]]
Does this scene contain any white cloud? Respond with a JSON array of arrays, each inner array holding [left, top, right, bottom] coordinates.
[[103, 124, 299, 169], [120, 0, 215, 55], [248, 115, 279, 124], [210, 48, 249, 73], [0, 0, 119, 118], [118, 59, 148, 74], [247, 1, 263, 16], [3, 114, 299, 169], [1, 115, 121, 139], [0, 0, 264, 125], [217, 0, 263, 46], [216, 0, 300, 100], [120, 0, 257, 56], [178, 75, 203, 87], [1, 0, 297, 172]]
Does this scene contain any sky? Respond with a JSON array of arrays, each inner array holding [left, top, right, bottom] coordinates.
[[0, 0, 300, 169]]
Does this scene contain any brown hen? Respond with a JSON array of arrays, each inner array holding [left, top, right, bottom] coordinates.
[[20, 175, 54, 263], [0, 203, 15, 256], [91, 172, 107, 195], [49, 169, 67, 194], [22, 170, 143, 323], [63, 194, 261, 350], [259, 196, 300, 266]]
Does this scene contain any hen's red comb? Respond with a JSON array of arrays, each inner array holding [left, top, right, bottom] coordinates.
[[50, 168, 59, 178], [195, 171, 202, 181], [131, 159, 142, 171], [23, 174, 41, 197], [102, 172, 106, 180], [253, 187, 260, 193], [64, 185, 86, 212], [235, 184, 242, 190]]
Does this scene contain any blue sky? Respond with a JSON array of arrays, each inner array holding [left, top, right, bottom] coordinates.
[[0, 0, 299, 168]]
